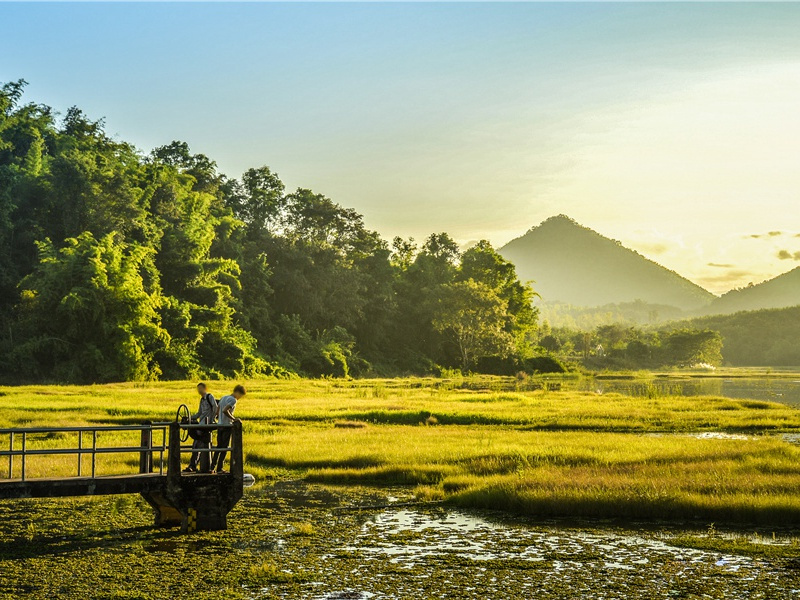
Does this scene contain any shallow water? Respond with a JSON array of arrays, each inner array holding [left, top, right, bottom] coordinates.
[[246, 489, 800, 600], [1, 481, 798, 599], [576, 377, 800, 407], [454, 375, 800, 407]]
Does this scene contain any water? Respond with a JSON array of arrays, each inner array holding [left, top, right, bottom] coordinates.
[[452, 374, 800, 407], [569, 377, 800, 407], [270, 506, 799, 599]]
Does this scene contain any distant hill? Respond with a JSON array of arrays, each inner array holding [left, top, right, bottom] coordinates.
[[500, 215, 715, 310], [701, 267, 800, 315], [538, 300, 686, 329]]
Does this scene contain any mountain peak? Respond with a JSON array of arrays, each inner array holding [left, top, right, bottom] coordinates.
[[703, 265, 800, 315], [500, 216, 714, 310], [535, 214, 580, 229]]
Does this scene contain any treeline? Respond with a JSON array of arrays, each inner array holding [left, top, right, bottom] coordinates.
[[538, 299, 686, 329], [0, 81, 542, 383], [539, 324, 724, 370], [541, 304, 800, 368], [674, 306, 800, 367]]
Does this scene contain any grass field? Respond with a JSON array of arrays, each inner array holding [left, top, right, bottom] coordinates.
[[2, 376, 800, 524]]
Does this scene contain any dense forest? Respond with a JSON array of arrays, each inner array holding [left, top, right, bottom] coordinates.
[[0, 81, 543, 383], [539, 323, 724, 370], [540, 305, 800, 369], [674, 306, 800, 367]]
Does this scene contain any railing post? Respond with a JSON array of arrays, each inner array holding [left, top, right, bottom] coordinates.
[[199, 430, 211, 474], [21, 433, 26, 482], [167, 422, 181, 483], [77, 431, 82, 477], [8, 432, 13, 479], [230, 421, 244, 483], [159, 427, 166, 475], [139, 423, 153, 474], [91, 430, 97, 478]]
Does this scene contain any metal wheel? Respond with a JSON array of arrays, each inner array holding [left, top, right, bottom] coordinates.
[[176, 404, 191, 442]]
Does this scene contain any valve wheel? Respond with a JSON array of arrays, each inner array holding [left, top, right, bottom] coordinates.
[[176, 404, 191, 443]]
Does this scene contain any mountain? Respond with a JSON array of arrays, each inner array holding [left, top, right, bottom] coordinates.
[[702, 267, 800, 315], [499, 215, 715, 310]]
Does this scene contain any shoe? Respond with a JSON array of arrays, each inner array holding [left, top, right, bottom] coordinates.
[[183, 466, 197, 473], [215, 469, 228, 474]]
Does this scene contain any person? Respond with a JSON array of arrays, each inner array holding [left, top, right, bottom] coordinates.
[[184, 382, 217, 473], [211, 384, 245, 474]]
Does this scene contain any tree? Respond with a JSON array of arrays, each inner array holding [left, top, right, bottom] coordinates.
[[459, 240, 538, 359], [226, 165, 286, 233], [540, 335, 561, 353], [663, 328, 723, 367], [10, 232, 168, 382], [433, 279, 512, 372], [0, 81, 553, 382], [146, 158, 263, 379]]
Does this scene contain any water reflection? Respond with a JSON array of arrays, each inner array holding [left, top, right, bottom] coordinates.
[[445, 376, 800, 407], [570, 378, 800, 407]]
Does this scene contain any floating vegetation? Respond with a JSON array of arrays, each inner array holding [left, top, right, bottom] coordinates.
[[2, 483, 800, 599]]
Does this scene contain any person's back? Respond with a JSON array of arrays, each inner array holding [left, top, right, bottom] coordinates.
[[185, 382, 217, 473], [195, 392, 217, 424], [211, 384, 245, 474]]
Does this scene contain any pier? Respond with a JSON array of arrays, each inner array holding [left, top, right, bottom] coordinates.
[[0, 421, 244, 533]]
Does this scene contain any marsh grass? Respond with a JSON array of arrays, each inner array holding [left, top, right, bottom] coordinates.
[[2, 377, 800, 524], [246, 561, 307, 584], [291, 522, 315, 536], [669, 531, 800, 559]]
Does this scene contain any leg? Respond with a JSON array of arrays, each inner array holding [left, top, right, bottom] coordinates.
[[187, 438, 201, 470], [199, 432, 212, 473], [213, 429, 232, 472]]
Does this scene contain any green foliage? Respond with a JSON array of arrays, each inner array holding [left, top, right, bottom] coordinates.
[[543, 324, 724, 370], [9, 232, 168, 382], [0, 82, 542, 382], [662, 328, 723, 367], [672, 306, 800, 367], [433, 279, 512, 371]]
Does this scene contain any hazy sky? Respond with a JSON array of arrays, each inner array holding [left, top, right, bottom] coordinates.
[[2, 2, 800, 294]]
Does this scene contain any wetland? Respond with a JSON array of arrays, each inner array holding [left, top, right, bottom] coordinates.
[[1, 375, 800, 598]]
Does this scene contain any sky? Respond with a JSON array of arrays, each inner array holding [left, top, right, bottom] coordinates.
[[2, 2, 800, 295]]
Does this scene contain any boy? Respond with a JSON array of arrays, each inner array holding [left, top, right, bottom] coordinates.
[[184, 382, 217, 473], [211, 384, 245, 474]]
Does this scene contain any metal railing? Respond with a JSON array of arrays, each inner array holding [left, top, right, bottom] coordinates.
[[0, 422, 237, 482], [0, 424, 169, 481]]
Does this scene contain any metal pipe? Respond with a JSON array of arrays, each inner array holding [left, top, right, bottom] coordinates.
[[0, 423, 201, 481], [21, 433, 26, 482], [0, 424, 164, 434], [91, 431, 96, 478]]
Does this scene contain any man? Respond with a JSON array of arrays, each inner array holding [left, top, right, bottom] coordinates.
[[211, 384, 245, 474], [184, 382, 217, 473]]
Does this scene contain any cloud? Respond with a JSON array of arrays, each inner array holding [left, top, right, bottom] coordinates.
[[696, 269, 755, 287], [707, 262, 734, 268], [777, 249, 800, 261], [747, 231, 785, 239], [632, 242, 669, 255]]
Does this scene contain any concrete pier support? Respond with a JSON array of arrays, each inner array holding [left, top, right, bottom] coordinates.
[[140, 421, 244, 532]]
